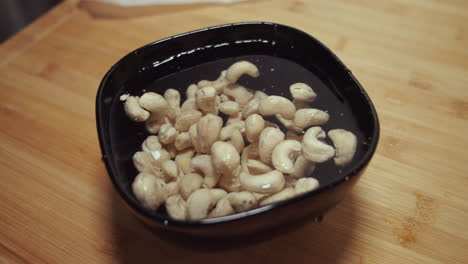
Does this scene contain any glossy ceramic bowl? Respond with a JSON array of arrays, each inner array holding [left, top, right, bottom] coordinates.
[[96, 22, 379, 237]]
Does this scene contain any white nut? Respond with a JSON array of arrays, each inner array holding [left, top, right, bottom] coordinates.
[[186, 84, 198, 98], [164, 89, 181, 115], [162, 160, 178, 182], [271, 140, 302, 174], [165, 181, 179, 196], [226, 191, 258, 212], [174, 132, 192, 151], [175, 110, 202, 132], [259, 187, 296, 206], [223, 84, 254, 107], [219, 94, 230, 103], [195, 86, 218, 115], [240, 170, 285, 194], [302, 127, 335, 163], [208, 197, 235, 218], [188, 123, 202, 153], [198, 71, 228, 93], [328, 129, 357, 166], [242, 91, 268, 118], [211, 141, 241, 174], [259, 96, 296, 120], [179, 172, 203, 200], [245, 114, 265, 142], [191, 155, 220, 188], [124, 96, 150, 122], [275, 114, 302, 133], [175, 149, 194, 174], [246, 159, 272, 175], [228, 130, 245, 153], [132, 150, 169, 176], [220, 121, 245, 140], [165, 194, 186, 221], [290, 155, 315, 179], [227, 112, 243, 125], [218, 165, 242, 192], [186, 188, 227, 221], [289, 83, 317, 102], [294, 109, 329, 128], [295, 177, 319, 195], [141, 136, 162, 152], [144, 117, 166, 134], [139, 92, 173, 120], [292, 99, 310, 110], [158, 122, 178, 145], [226, 61, 260, 83], [132, 173, 167, 210], [196, 114, 223, 154], [180, 97, 198, 111], [218, 101, 240, 116], [258, 127, 285, 165]]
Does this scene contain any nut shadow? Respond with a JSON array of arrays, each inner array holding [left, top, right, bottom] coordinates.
[[111, 189, 359, 264]]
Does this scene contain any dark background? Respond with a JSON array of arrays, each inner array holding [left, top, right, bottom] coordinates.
[[0, 0, 62, 42]]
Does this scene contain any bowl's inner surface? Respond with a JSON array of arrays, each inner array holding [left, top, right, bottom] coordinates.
[[99, 23, 378, 221]]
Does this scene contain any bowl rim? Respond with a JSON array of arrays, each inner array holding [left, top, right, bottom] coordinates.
[[96, 21, 380, 228]]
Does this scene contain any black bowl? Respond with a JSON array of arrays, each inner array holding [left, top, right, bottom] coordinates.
[[96, 22, 379, 237]]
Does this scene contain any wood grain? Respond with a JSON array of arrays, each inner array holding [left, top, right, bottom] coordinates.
[[1, 0, 467, 263]]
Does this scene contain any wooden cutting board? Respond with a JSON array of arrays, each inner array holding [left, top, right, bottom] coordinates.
[[0, 0, 467, 263]]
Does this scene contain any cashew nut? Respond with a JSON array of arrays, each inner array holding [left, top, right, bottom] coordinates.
[[290, 155, 315, 179], [292, 99, 310, 110], [180, 97, 198, 111], [226, 61, 260, 83], [186, 188, 227, 221], [175, 148, 194, 174], [227, 112, 243, 125], [186, 84, 198, 98], [239, 170, 285, 194], [165, 194, 186, 221], [132, 150, 169, 176], [228, 130, 245, 153], [132, 173, 167, 210], [196, 86, 218, 115], [211, 141, 241, 174], [174, 132, 192, 151], [328, 129, 357, 166], [219, 93, 230, 103], [191, 155, 219, 188], [188, 123, 202, 153], [295, 177, 319, 195], [198, 70, 229, 93], [259, 187, 296, 207], [158, 122, 178, 145], [208, 197, 235, 218], [220, 121, 245, 140], [302, 127, 335, 163], [164, 89, 181, 115], [174, 110, 202, 132], [141, 136, 162, 152], [242, 91, 268, 118], [165, 181, 179, 196], [162, 160, 178, 182], [258, 127, 285, 165], [245, 114, 265, 142], [145, 117, 166, 134], [196, 114, 223, 154], [294, 109, 329, 128], [124, 96, 150, 122], [259, 96, 296, 120], [226, 191, 258, 212], [218, 101, 240, 116], [289, 83, 317, 102], [139, 92, 174, 120], [271, 140, 302, 174], [179, 172, 203, 200], [241, 142, 260, 173], [275, 114, 302, 133], [218, 165, 242, 192], [223, 84, 254, 107], [246, 159, 272, 175]]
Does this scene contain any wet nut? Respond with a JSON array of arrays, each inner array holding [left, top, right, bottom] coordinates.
[[141, 136, 162, 152], [245, 114, 265, 142], [174, 132, 192, 151], [179, 173, 203, 200], [188, 123, 202, 153], [124, 96, 150, 122], [180, 97, 198, 111], [226, 191, 258, 212], [158, 122, 178, 145], [259, 187, 296, 206], [290, 83, 317, 102], [226, 60, 260, 83], [242, 91, 268, 118], [271, 140, 302, 174], [165, 181, 179, 196], [191, 155, 220, 188], [246, 159, 272, 174], [186, 188, 227, 221], [292, 99, 310, 110], [295, 177, 319, 195], [218, 165, 242, 192], [132, 151, 169, 176], [226, 112, 243, 125], [175, 149, 194, 174], [275, 114, 302, 133], [290, 155, 315, 179], [196, 114, 223, 154], [162, 160, 178, 182], [165, 194, 186, 220], [186, 84, 199, 98], [219, 121, 245, 140], [259, 96, 296, 120], [302, 127, 335, 163], [174, 110, 202, 132], [218, 101, 240, 116], [132, 173, 167, 210], [258, 127, 285, 165], [294, 109, 329, 128], [228, 130, 245, 153], [223, 84, 254, 107], [328, 129, 357, 166], [219, 94, 230, 103], [196, 86, 218, 115], [198, 71, 229, 93], [208, 197, 235, 218], [145, 118, 166, 134], [240, 170, 285, 194], [164, 89, 181, 115], [211, 141, 241, 174], [139, 92, 172, 120]]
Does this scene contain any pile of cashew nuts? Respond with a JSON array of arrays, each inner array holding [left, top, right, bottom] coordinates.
[[122, 61, 357, 221]]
